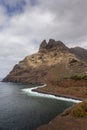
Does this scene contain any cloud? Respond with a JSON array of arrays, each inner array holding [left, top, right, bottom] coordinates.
[[0, 0, 87, 77]]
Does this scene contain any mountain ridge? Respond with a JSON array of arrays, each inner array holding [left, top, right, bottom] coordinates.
[[3, 39, 87, 83], [70, 47, 87, 62]]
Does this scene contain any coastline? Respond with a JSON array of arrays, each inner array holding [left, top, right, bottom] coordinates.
[[33, 83, 87, 130], [34, 88, 83, 101], [35, 79, 87, 99], [22, 83, 87, 130], [22, 83, 81, 103], [3, 81, 87, 130]]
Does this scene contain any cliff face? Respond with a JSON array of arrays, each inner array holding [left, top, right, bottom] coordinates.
[[3, 39, 87, 83]]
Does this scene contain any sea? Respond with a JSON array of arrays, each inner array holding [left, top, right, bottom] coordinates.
[[0, 82, 77, 130]]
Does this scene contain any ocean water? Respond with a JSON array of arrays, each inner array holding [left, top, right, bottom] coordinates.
[[0, 82, 76, 130]]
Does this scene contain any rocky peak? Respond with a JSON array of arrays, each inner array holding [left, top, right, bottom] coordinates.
[[39, 39, 69, 52], [39, 40, 47, 50], [47, 39, 56, 49]]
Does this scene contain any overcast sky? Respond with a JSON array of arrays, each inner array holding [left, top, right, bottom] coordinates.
[[0, 0, 87, 78]]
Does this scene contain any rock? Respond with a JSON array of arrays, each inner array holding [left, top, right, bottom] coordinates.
[[47, 39, 56, 49], [39, 39, 69, 52], [39, 40, 47, 52]]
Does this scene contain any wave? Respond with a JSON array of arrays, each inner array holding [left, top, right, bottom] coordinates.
[[22, 84, 81, 103]]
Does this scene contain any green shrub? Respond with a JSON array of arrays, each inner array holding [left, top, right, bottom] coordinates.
[[70, 100, 87, 117], [82, 75, 87, 80], [71, 75, 87, 80], [71, 106, 85, 117]]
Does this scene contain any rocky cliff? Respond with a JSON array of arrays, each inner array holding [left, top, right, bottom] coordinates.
[[3, 39, 87, 83]]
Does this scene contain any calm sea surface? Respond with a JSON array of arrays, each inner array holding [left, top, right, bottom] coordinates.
[[0, 82, 75, 130]]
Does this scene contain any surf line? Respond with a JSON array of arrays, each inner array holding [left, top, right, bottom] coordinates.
[[22, 83, 81, 103]]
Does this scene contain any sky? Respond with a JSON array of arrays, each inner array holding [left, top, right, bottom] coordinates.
[[0, 0, 87, 78]]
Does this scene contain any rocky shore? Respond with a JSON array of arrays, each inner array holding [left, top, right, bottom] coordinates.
[[36, 115, 87, 130], [35, 79, 87, 130]]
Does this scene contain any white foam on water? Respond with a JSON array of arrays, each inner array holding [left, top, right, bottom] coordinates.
[[22, 84, 81, 103]]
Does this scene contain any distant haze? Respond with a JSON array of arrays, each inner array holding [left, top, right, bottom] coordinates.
[[0, 0, 87, 77]]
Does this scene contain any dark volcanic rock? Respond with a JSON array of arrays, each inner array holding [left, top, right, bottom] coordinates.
[[39, 39, 69, 52], [39, 40, 47, 52]]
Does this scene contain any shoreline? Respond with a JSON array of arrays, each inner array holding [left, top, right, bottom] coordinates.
[[22, 83, 81, 103], [34, 84, 87, 130], [3, 81, 87, 130], [34, 89, 83, 101]]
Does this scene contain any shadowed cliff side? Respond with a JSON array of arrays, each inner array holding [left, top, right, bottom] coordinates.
[[70, 47, 87, 62]]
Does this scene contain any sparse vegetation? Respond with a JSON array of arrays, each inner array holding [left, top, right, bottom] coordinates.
[[63, 100, 87, 117], [70, 100, 87, 117], [71, 75, 87, 80]]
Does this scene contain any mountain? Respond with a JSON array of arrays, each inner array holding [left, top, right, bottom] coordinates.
[[70, 47, 87, 62], [3, 39, 87, 83]]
